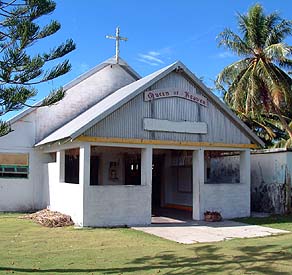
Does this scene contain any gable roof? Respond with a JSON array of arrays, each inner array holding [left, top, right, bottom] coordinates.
[[8, 56, 140, 124], [35, 61, 264, 147]]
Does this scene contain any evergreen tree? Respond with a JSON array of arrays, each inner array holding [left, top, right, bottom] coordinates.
[[0, 0, 75, 136]]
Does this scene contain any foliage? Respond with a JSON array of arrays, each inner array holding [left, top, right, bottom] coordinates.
[[0, 0, 75, 136], [216, 4, 292, 147]]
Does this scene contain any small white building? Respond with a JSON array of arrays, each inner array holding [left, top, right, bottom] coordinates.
[[0, 57, 263, 227]]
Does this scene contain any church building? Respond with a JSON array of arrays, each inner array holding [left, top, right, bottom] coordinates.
[[0, 30, 264, 226]]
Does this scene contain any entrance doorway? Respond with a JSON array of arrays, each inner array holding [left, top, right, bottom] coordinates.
[[151, 149, 193, 221], [152, 154, 165, 212]]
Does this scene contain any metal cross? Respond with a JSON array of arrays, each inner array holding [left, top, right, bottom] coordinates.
[[106, 26, 128, 64]]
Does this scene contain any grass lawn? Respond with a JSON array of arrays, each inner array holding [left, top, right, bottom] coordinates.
[[235, 215, 292, 231], [1, 214, 292, 274]]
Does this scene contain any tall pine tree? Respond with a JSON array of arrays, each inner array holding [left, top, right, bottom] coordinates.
[[0, 0, 76, 136]]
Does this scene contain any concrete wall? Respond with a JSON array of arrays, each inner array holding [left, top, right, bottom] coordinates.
[[251, 150, 292, 214], [83, 145, 152, 227], [200, 150, 250, 219], [45, 154, 84, 226], [200, 183, 250, 219], [193, 149, 250, 220], [0, 113, 46, 211], [84, 185, 151, 227]]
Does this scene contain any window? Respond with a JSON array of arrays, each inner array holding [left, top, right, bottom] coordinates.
[[0, 153, 29, 178], [90, 155, 99, 185], [205, 151, 240, 184], [125, 156, 141, 185], [65, 148, 79, 184]]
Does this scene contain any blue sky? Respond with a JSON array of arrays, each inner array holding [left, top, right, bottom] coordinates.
[[5, 0, 292, 119]]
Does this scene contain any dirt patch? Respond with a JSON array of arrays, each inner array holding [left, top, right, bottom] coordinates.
[[21, 209, 74, 227]]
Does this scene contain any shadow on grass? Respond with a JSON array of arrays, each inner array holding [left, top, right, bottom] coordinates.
[[1, 244, 292, 274]]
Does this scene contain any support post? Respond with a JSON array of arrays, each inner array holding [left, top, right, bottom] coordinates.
[[79, 144, 91, 187], [79, 144, 91, 226], [58, 150, 65, 182], [192, 149, 204, 220], [141, 146, 153, 224], [240, 149, 251, 215], [141, 146, 153, 186], [240, 150, 250, 185]]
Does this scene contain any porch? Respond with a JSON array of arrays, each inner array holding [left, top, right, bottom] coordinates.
[[44, 141, 251, 227]]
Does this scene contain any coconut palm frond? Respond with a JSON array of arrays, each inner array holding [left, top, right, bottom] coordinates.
[[273, 138, 289, 148], [273, 138, 292, 148], [265, 19, 292, 46], [216, 58, 251, 86], [242, 4, 267, 49], [217, 4, 292, 146], [264, 43, 292, 62], [278, 57, 292, 70], [217, 28, 252, 56]]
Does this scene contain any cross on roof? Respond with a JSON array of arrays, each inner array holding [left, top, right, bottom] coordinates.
[[106, 26, 128, 64]]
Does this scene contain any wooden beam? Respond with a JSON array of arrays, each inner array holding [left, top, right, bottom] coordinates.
[[75, 136, 259, 149], [165, 204, 193, 212], [0, 153, 29, 165]]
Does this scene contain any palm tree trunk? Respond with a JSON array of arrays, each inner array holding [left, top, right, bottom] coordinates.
[[273, 106, 292, 139]]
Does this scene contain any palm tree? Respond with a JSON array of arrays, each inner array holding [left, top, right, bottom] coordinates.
[[216, 4, 292, 145]]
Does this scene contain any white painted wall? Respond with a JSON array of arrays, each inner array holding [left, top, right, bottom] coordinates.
[[0, 113, 46, 211], [45, 152, 83, 226], [251, 152, 288, 185], [83, 146, 152, 227], [193, 149, 250, 220], [84, 185, 151, 227], [250, 150, 292, 213], [200, 183, 250, 219]]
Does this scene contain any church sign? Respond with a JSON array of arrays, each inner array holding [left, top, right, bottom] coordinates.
[[144, 88, 208, 107]]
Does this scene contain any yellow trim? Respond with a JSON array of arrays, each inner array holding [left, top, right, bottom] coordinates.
[[76, 136, 259, 149]]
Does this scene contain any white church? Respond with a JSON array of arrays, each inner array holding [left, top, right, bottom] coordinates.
[[0, 29, 264, 227]]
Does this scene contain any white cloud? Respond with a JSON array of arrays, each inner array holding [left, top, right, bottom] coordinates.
[[148, 51, 160, 56], [138, 52, 164, 64], [137, 49, 170, 66], [216, 52, 234, 59], [137, 58, 160, 66]]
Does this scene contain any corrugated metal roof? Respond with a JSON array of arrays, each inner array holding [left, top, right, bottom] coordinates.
[[35, 62, 175, 146], [35, 61, 264, 147]]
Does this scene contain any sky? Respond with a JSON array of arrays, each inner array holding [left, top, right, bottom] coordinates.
[[4, 0, 292, 119]]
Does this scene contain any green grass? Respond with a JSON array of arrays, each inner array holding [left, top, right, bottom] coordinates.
[[235, 215, 292, 232], [1, 213, 292, 274]]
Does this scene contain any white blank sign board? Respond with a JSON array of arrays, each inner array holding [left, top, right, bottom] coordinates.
[[143, 118, 207, 134]]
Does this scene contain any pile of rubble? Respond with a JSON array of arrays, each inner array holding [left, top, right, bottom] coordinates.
[[21, 209, 74, 227]]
